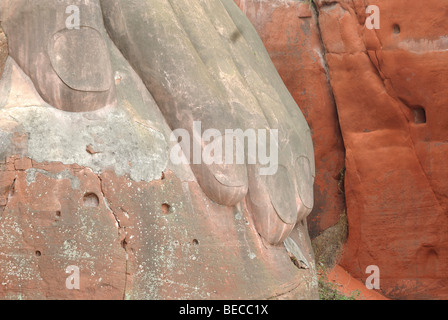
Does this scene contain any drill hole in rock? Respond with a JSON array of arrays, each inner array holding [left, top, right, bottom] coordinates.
[[35, 251, 41, 257], [192, 239, 199, 246], [56, 211, 61, 218], [83, 193, 100, 207], [393, 24, 401, 34], [161, 203, 171, 215], [412, 107, 426, 124], [230, 30, 241, 42]]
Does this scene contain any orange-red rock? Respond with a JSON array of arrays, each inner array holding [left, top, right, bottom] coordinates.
[[326, 265, 389, 300], [314, 0, 448, 299], [0, 156, 317, 299], [0, 158, 127, 299]]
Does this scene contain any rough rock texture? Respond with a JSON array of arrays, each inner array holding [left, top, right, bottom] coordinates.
[[1, 1, 116, 112], [236, 0, 448, 299], [0, 0, 318, 299], [2, 0, 316, 248], [0, 24, 7, 77], [99, 0, 316, 246], [315, 0, 448, 300], [0, 55, 318, 299], [234, 0, 346, 238], [326, 265, 389, 300], [0, 156, 317, 299]]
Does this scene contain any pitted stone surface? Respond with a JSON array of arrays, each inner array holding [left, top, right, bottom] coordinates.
[[0, 0, 317, 299]]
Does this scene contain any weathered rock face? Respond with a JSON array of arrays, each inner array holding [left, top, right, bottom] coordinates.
[[234, 0, 346, 238], [0, 24, 7, 77], [236, 0, 448, 299], [0, 0, 317, 299], [0, 155, 316, 299], [316, 0, 448, 299], [0, 55, 317, 300]]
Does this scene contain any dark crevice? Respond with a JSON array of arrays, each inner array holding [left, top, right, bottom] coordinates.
[[373, 50, 386, 80], [8, 177, 16, 199], [309, 0, 348, 214]]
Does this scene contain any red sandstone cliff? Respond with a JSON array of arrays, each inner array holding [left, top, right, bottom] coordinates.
[[236, 0, 448, 299]]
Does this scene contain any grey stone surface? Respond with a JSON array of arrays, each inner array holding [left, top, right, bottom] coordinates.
[[0, 0, 318, 300]]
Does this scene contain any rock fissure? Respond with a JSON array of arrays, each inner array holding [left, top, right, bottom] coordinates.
[[97, 174, 130, 300], [0, 175, 16, 220]]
